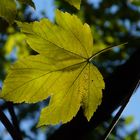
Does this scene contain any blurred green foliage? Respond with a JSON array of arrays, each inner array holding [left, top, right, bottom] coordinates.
[[0, 0, 35, 23]]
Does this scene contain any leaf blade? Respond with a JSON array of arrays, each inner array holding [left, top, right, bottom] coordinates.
[[38, 62, 88, 126], [82, 64, 105, 120], [17, 10, 94, 59], [1, 54, 86, 103]]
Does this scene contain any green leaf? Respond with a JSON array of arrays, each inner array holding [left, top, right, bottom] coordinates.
[[1, 10, 105, 126], [0, 0, 17, 24], [65, 0, 81, 9], [0, 0, 35, 24]]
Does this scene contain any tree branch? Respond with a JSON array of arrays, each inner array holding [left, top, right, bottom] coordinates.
[[7, 102, 23, 140], [101, 80, 140, 140], [0, 105, 22, 140]]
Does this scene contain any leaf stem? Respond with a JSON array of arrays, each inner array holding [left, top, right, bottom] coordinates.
[[101, 80, 140, 140], [88, 42, 128, 62]]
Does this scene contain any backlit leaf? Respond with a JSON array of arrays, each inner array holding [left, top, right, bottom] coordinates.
[[1, 10, 105, 126]]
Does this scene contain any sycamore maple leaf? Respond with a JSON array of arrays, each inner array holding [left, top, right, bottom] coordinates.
[[0, 10, 105, 126]]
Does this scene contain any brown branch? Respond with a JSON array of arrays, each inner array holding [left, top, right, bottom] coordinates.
[[101, 80, 140, 140], [7, 102, 23, 140], [0, 105, 22, 140]]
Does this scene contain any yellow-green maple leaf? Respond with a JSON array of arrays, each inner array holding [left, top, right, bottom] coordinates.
[[65, 0, 81, 9], [0, 10, 105, 126]]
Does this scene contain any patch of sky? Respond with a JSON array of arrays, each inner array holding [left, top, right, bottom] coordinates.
[[118, 19, 140, 36], [124, 19, 131, 30], [20, 119, 41, 140], [5, 47, 17, 62], [131, 24, 140, 36], [0, 80, 2, 88], [26, 0, 56, 21], [112, 47, 121, 53], [104, 21, 111, 28], [122, 86, 140, 131], [127, 1, 140, 12], [106, 5, 119, 14], [87, 0, 102, 8], [137, 20, 140, 29], [0, 110, 13, 140], [112, 86, 140, 137]]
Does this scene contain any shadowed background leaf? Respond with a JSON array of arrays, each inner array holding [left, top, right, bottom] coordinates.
[[0, 0, 35, 24]]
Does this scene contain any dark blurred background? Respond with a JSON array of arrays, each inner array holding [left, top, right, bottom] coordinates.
[[0, 0, 140, 139]]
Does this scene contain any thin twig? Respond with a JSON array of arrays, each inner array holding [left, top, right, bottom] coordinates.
[[0, 105, 22, 140], [7, 102, 23, 140], [101, 80, 140, 140], [88, 42, 127, 62]]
